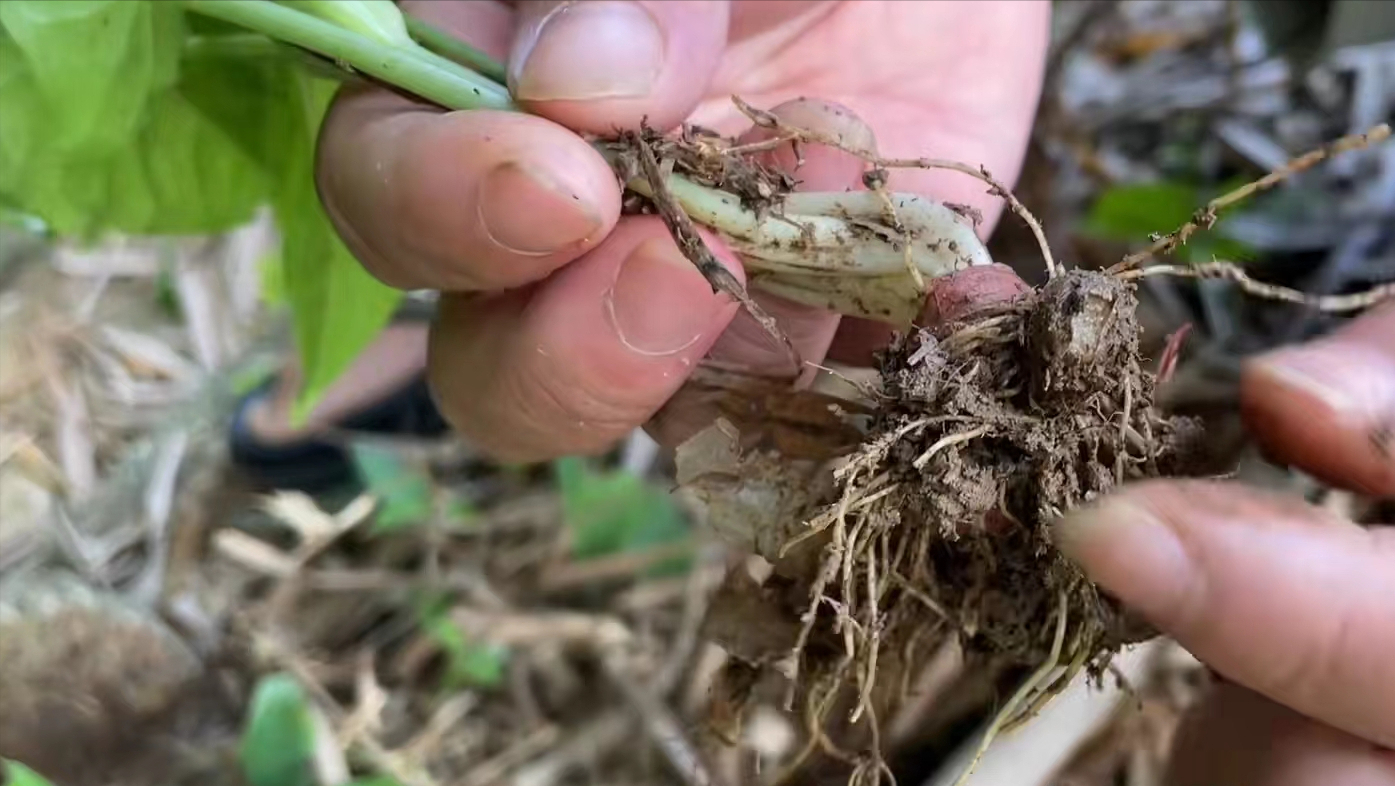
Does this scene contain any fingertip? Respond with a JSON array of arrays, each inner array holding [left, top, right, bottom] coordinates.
[[1242, 319, 1395, 496], [508, 0, 729, 132], [1055, 480, 1395, 747], [1052, 481, 1203, 630]]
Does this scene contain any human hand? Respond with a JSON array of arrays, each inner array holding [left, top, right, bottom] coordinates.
[[315, 0, 1050, 462], [1054, 303, 1395, 784]]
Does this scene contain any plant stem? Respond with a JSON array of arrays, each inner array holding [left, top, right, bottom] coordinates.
[[183, 33, 288, 59], [405, 15, 508, 86], [182, 0, 514, 112]]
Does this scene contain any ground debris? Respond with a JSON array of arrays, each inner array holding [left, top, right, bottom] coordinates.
[[0, 570, 232, 786], [605, 122, 795, 218]]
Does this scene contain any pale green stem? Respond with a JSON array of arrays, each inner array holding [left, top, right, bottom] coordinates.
[[182, 0, 514, 111], [404, 16, 508, 86]]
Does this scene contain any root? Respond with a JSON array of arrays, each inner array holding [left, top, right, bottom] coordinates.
[[912, 425, 994, 471], [668, 108, 1394, 786], [951, 591, 1069, 786], [627, 129, 798, 360], [1120, 261, 1395, 313], [723, 269, 1208, 783], [731, 96, 1061, 281], [1110, 123, 1392, 273], [1000, 626, 1091, 735]]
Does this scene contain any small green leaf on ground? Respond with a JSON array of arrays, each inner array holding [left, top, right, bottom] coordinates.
[[239, 672, 318, 786], [2, 760, 55, 786], [349, 442, 434, 534], [554, 457, 692, 576], [1081, 179, 1257, 264], [444, 495, 478, 529], [422, 609, 507, 690]]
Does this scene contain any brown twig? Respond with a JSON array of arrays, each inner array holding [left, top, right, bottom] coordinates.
[[629, 129, 797, 360], [730, 96, 1061, 280], [537, 539, 697, 593], [457, 724, 562, 786], [509, 711, 634, 786], [1109, 123, 1393, 273], [600, 653, 727, 786], [1118, 262, 1395, 313]]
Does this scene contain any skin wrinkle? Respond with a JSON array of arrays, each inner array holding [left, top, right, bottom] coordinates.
[[496, 337, 654, 461]]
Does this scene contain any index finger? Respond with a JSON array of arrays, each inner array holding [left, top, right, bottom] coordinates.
[[1242, 302, 1395, 496], [1054, 479, 1395, 748]]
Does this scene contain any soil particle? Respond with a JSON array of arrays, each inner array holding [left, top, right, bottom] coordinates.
[[1026, 270, 1139, 405]]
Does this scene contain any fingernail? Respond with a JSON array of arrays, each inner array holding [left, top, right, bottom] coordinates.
[[1052, 499, 1195, 623], [606, 238, 726, 356], [510, 1, 664, 102], [478, 162, 602, 256]]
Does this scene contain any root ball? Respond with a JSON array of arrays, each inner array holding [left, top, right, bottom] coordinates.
[[681, 269, 1210, 741]]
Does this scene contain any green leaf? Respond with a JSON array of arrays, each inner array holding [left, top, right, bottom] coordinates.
[[1081, 179, 1258, 264], [350, 442, 434, 534], [0, 1, 181, 157], [277, 0, 413, 48], [0, 24, 266, 237], [1082, 181, 1200, 242], [239, 672, 318, 786], [554, 457, 691, 575], [0, 3, 267, 237], [2, 760, 55, 786], [268, 73, 401, 421], [423, 609, 507, 689], [445, 496, 478, 528]]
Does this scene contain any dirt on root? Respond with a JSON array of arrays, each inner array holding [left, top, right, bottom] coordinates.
[[683, 270, 1215, 765], [867, 270, 1205, 665]]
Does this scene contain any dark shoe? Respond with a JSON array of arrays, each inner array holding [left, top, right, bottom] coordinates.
[[228, 374, 449, 495]]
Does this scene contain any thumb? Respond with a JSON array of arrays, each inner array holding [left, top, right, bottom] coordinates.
[[508, 0, 729, 133], [1052, 479, 1395, 749]]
